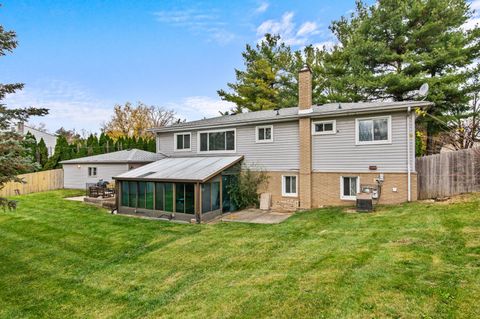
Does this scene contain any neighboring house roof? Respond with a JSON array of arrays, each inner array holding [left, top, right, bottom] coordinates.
[[151, 101, 433, 133], [59, 149, 166, 164], [113, 156, 243, 182]]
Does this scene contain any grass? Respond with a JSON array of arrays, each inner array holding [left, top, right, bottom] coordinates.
[[0, 190, 479, 318]]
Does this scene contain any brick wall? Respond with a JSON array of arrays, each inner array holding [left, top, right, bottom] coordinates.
[[258, 171, 416, 210], [311, 172, 417, 207]]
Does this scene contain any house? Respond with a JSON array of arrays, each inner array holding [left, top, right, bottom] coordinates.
[[60, 149, 165, 189], [113, 67, 432, 222], [16, 122, 57, 156]]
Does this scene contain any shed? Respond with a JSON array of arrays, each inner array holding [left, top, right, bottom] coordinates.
[[113, 156, 244, 222], [60, 149, 165, 189]]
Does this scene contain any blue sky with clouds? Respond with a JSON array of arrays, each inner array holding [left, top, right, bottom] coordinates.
[[2, 0, 478, 133]]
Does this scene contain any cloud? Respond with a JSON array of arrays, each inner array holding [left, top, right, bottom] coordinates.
[[464, 0, 480, 30], [165, 96, 236, 121], [256, 12, 321, 46], [255, 2, 269, 14], [297, 22, 319, 37], [153, 8, 235, 45], [3, 80, 112, 134], [313, 40, 338, 51]]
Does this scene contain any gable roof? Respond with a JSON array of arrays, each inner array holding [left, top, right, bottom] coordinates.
[[113, 156, 243, 183], [151, 101, 432, 133], [59, 149, 166, 164]]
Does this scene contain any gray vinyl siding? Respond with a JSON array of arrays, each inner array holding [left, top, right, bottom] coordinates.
[[312, 112, 412, 173], [156, 121, 299, 171], [63, 163, 130, 189]]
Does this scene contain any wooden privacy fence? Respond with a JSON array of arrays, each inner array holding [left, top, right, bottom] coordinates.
[[416, 148, 480, 199], [0, 169, 64, 197]]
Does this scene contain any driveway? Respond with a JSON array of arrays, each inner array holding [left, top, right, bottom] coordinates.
[[220, 208, 293, 224]]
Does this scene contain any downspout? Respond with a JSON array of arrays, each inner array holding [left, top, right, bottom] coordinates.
[[407, 106, 412, 202]]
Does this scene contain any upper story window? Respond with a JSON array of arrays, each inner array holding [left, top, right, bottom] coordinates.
[[312, 120, 336, 135], [356, 115, 391, 145], [256, 125, 273, 143], [88, 167, 97, 177], [198, 129, 236, 153], [174, 133, 191, 151]]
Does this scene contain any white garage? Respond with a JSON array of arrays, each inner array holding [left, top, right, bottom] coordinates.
[[60, 149, 165, 189]]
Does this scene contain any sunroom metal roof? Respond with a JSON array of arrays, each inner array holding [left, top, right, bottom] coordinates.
[[113, 156, 243, 183]]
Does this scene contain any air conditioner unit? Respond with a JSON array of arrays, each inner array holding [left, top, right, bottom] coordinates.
[[356, 193, 373, 212]]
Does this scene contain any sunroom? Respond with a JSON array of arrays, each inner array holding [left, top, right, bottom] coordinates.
[[113, 156, 243, 222]]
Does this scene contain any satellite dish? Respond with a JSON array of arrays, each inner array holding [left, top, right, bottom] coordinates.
[[418, 83, 429, 99]]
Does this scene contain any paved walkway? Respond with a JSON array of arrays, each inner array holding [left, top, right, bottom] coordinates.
[[64, 196, 86, 202], [220, 208, 293, 224]]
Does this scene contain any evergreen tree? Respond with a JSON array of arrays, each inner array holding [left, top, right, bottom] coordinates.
[[36, 138, 49, 169], [22, 132, 37, 164], [147, 139, 156, 152], [218, 34, 302, 112], [0, 15, 48, 187], [328, 0, 480, 154], [44, 135, 70, 169]]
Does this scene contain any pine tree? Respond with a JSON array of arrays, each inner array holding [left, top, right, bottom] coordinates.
[[218, 34, 302, 112], [328, 0, 480, 154], [0, 15, 48, 187], [44, 135, 70, 169], [22, 132, 37, 164], [36, 138, 49, 169]]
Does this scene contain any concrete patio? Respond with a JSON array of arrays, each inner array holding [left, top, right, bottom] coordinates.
[[219, 208, 293, 224]]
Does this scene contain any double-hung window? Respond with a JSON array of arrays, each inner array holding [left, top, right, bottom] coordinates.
[[88, 167, 97, 177], [282, 175, 298, 197], [312, 120, 336, 135], [256, 125, 273, 143], [198, 129, 236, 153], [174, 133, 191, 151], [356, 116, 391, 144], [340, 176, 359, 200]]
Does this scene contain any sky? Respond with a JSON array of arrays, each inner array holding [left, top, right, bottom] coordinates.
[[1, 0, 479, 134]]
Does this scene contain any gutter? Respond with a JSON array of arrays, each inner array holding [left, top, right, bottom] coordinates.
[[406, 106, 412, 202]]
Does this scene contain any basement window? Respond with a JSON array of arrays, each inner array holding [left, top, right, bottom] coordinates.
[[282, 175, 298, 197], [340, 176, 360, 200]]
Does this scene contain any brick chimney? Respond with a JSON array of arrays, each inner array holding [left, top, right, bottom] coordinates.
[[17, 122, 25, 134], [298, 65, 312, 209], [298, 65, 312, 113]]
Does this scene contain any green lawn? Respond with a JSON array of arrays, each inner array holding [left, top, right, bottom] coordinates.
[[0, 190, 479, 318]]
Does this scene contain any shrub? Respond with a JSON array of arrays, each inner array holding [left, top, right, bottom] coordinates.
[[227, 167, 269, 210]]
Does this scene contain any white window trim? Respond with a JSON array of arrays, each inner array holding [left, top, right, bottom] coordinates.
[[282, 175, 298, 197], [197, 128, 237, 154], [88, 167, 97, 177], [355, 115, 392, 145], [174, 132, 192, 152], [312, 120, 336, 135], [340, 176, 360, 201], [255, 125, 274, 143]]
